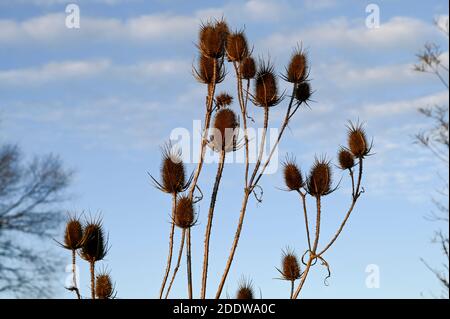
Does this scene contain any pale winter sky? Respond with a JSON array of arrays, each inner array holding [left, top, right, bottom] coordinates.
[[0, 0, 448, 298]]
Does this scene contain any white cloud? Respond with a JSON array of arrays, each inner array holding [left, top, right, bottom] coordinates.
[[263, 16, 434, 51], [358, 91, 449, 118], [303, 0, 337, 11]]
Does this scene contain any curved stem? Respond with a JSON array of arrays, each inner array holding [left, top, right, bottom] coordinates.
[[159, 193, 177, 299], [201, 149, 226, 299], [249, 106, 269, 187], [165, 229, 186, 299], [298, 191, 312, 252]]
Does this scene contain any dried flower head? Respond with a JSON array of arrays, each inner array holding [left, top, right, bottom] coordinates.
[[80, 218, 108, 263], [306, 157, 334, 197], [279, 249, 301, 281], [236, 278, 254, 299], [210, 108, 240, 152], [216, 92, 233, 108], [194, 55, 225, 84], [347, 122, 371, 158], [95, 271, 115, 299], [284, 49, 308, 83], [226, 31, 249, 62], [294, 81, 312, 105], [282, 155, 304, 191], [150, 144, 192, 194], [63, 215, 84, 250], [239, 56, 256, 79], [175, 195, 196, 229], [254, 60, 282, 107], [199, 22, 226, 58], [338, 148, 355, 170]]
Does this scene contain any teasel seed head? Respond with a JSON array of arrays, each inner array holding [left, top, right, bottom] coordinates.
[[80, 218, 108, 263], [226, 31, 249, 62], [280, 249, 301, 282], [239, 56, 256, 79], [347, 122, 371, 158], [96, 271, 115, 299], [284, 49, 308, 83], [294, 81, 312, 105], [306, 156, 334, 197], [254, 60, 282, 107], [175, 195, 196, 229], [199, 21, 226, 58], [338, 148, 355, 170], [194, 55, 225, 84], [236, 278, 254, 299], [216, 92, 233, 108], [63, 215, 84, 250], [210, 108, 240, 152], [282, 155, 304, 191]]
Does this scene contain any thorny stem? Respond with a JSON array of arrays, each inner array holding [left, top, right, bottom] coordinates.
[[249, 106, 269, 187], [318, 158, 364, 256], [165, 229, 186, 299], [201, 149, 226, 299], [72, 250, 81, 299], [298, 191, 312, 252], [90, 260, 95, 300], [159, 193, 177, 299], [293, 196, 322, 299], [186, 226, 193, 299], [290, 280, 295, 299], [216, 85, 298, 299]]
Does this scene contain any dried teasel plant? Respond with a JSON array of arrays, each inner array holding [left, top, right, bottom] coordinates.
[[95, 269, 116, 299], [236, 277, 255, 300], [278, 122, 372, 299], [276, 249, 301, 299]]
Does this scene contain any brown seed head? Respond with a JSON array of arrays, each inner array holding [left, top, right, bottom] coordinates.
[[226, 31, 249, 62], [254, 60, 281, 107], [236, 279, 254, 299], [63, 216, 83, 250], [239, 56, 256, 79], [294, 81, 312, 105], [214, 108, 239, 141], [216, 92, 233, 108], [194, 55, 225, 84], [282, 156, 304, 191], [175, 195, 195, 229], [80, 219, 108, 263], [306, 157, 333, 197], [281, 251, 301, 281], [199, 22, 226, 58], [96, 272, 114, 299], [285, 50, 308, 83], [338, 148, 355, 170], [160, 145, 186, 194], [348, 123, 370, 158]]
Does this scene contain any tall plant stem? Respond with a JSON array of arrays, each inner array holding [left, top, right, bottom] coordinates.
[[159, 193, 177, 299], [90, 260, 95, 299], [72, 250, 81, 299], [186, 227, 193, 299], [201, 149, 226, 299], [298, 191, 312, 252], [165, 229, 186, 299], [293, 196, 322, 299]]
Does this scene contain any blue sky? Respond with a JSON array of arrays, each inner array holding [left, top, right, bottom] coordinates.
[[0, 0, 448, 299]]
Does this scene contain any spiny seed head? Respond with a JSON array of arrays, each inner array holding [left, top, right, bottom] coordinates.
[[347, 122, 370, 158], [80, 219, 108, 263], [214, 108, 239, 140], [194, 55, 225, 84], [175, 195, 195, 229], [254, 60, 281, 107], [285, 50, 308, 83], [240, 56, 256, 79], [63, 216, 83, 250], [199, 22, 226, 58], [160, 145, 187, 194], [338, 148, 355, 170], [294, 81, 312, 105], [236, 278, 254, 299], [306, 157, 333, 197], [96, 272, 114, 299], [216, 92, 233, 108], [281, 250, 301, 281], [226, 31, 249, 62], [282, 156, 304, 191]]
